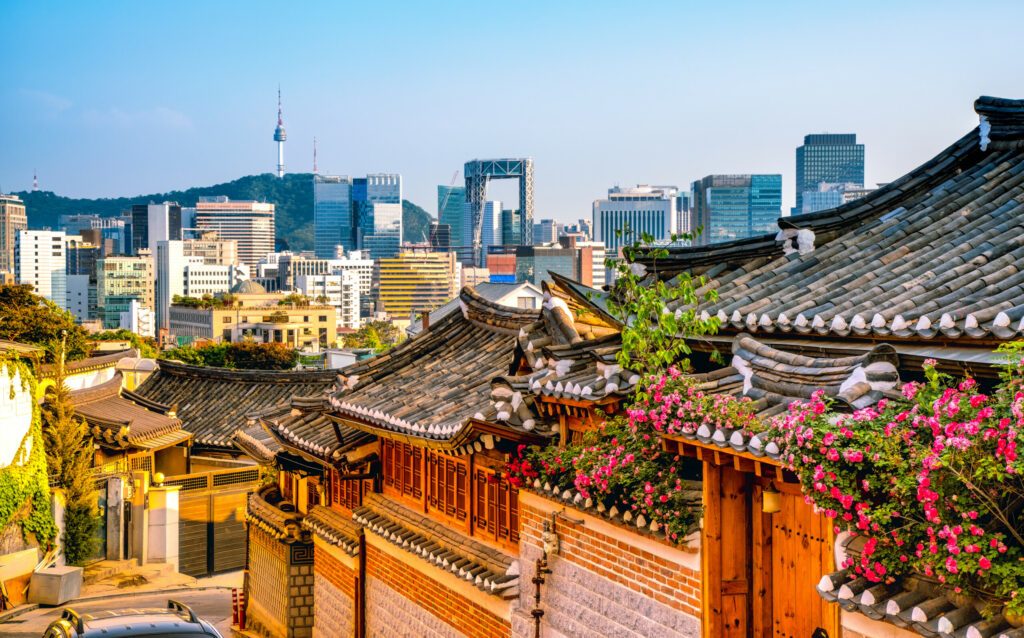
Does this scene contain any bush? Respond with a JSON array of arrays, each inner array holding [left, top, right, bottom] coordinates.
[[62, 503, 99, 566], [757, 355, 1024, 614]]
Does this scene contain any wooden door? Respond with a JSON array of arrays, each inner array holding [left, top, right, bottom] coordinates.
[[178, 492, 209, 577], [770, 485, 838, 638], [702, 464, 753, 638], [212, 492, 248, 573]]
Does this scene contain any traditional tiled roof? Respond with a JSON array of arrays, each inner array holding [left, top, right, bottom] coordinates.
[[674, 334, 901, 457], [246, 484, 305, 542], [69, 372, 188, 450], [232, 423, 281, 464], [818, 535, 1018, 637], [132, 361, 337, 449], [258, 395, 374, 463], [352, 492, 519, 599], [639, 97, 1024, 343], [406, 281, 542, 337], [302, 505, 361, 556], [323, 288, 541, 445], [40, 349, 137, 377]]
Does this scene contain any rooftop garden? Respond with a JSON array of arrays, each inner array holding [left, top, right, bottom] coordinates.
[[159, 341, 299, 370]]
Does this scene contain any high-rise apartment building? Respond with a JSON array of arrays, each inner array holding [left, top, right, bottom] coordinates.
[[794, 134, 865, 214], [131, 202, 182, 255], [689, 175, 782, 245], [194, 196, 275, 270], [15, 230, 67, 303], [592, 185, 680, 255], [97, 253, 154, 329], [0, 194, 28, 274], [314, 174, 402, 259], [376, 251, 458, 318]]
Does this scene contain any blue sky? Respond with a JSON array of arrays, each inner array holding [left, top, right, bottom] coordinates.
[[2, 0, 1023, 221]]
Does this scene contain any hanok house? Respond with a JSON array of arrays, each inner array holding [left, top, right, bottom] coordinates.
[[622, 95, 1024, 637], [130, 361, 338, 577]]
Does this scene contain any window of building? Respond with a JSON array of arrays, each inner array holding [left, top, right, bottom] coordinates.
[[307, 477, 320, 509], [319, 315, 327, 322], [474, 467, 519, 546], [223, 316, 232, 323], [382, 439, 422, 500], [425, 451, 468, 524], [517, 296, 536, 310], [328, 467, 364, 511]]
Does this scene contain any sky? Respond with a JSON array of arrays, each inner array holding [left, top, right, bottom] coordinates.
[[2, 0, 1024, 223]]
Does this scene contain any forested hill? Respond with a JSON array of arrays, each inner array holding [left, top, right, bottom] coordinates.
[[13, 173, 434, 252]]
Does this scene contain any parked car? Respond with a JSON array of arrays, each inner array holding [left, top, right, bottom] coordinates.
[[42, 600, 222, 638]]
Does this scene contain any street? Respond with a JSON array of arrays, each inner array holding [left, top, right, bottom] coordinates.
[[0, 588, 234, 637]]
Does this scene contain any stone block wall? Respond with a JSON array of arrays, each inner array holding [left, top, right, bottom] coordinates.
[[513, 491, 701, 638], [313, 542, 356, 638], [364, 542, 509, 638], [288, 543, 315, 638], [247, 525, 289, 638]]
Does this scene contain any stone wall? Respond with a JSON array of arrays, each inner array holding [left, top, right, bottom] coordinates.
[[364, 541, 510, 638], [514, 491, 701, 638], [287, 543, 315, 638], [247, 525, 289, 638], [313, 541, 356, 638]]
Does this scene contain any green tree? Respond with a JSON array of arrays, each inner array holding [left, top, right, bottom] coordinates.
[[343, 321, 400, 351], [43, 338, 99, 565], [278, 293, 310, 307], [0, 285, 91, 362], [159, 342, 296, 370], [89, 329, 159, 358]]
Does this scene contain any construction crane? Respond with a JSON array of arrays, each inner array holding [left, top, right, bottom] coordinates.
[[426, 170, 460, 243]]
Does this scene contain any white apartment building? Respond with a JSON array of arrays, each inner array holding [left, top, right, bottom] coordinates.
[[66, 274, 92, 322], [295, 272, 360, 329], [157, 239, 250, 333], [15, 230, 68, 304], [119, 299, 155, 338]]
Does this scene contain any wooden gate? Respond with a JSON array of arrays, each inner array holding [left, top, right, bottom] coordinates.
[[693, 452, 838, 638], [165, 467, 260, 577], [770, 483, 838, 638]]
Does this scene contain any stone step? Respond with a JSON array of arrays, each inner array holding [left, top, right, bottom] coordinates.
[[82, 559, 139, 585]]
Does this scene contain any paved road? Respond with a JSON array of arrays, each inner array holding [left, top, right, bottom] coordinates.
[[0, 588, 233, 637]]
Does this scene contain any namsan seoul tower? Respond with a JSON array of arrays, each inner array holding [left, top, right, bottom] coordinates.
[[274, 87, 287, 178]]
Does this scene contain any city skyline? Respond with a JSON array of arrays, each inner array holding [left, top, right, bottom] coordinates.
[[2, 1, 1024, 224]]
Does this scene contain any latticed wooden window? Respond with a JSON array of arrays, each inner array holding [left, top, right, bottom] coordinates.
[[307, 477, 320, 508], [382, 439, 423, 501], [426, 451, 468, 522], [473, 467, 519, 545]]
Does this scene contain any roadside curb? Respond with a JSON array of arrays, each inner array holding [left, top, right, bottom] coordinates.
[[0, 585, 234, 624]]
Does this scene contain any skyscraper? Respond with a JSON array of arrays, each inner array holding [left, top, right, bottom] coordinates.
[[500, 209, 521, 246], [592, 185, 680, 255], [794, 134, 864, 214], [195, 196, 275, 269], [690, 175, 782, 245], [376, 251, 459, 318], [0, 194, 28, 274], [131, 202, 182, 255], [96, 253, 154, 329], [437, 185, 466, 246], [315, 174, 402, 259]]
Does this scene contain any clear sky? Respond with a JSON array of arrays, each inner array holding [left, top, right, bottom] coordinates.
[[2, 0, 1023, 222]]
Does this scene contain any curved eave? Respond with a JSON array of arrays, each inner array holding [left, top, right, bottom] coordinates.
[[324, 413, 545, 453]]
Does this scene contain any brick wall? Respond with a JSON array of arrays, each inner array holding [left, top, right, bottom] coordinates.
[[247, 526, 289, 638], [313, 543, 356, 638], [514, 492, 701, 638], [364, 542, 510, 638]]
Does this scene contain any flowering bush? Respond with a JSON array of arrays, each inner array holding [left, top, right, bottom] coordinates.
[[759, 356, 1024, 613], [508, 368, 761, 545]]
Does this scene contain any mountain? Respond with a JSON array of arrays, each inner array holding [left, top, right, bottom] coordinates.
[[13, 173, 434, 252]]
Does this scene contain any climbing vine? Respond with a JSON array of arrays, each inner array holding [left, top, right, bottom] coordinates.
[[0, 356, 57, 547]]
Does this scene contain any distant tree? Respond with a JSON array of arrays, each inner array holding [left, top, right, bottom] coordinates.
[[43, 337, 99, 565], [343, 320, 400, 351], [0, 285, 91, 362], [89, 329, 158, 358], [159, 342, 296, 370], [278, 293, 310, 307]]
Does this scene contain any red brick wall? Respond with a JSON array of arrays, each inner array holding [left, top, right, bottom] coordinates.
[[365, 543, 510, 638], [519, 500, 701, 616], [315, 544, 356, 600]]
